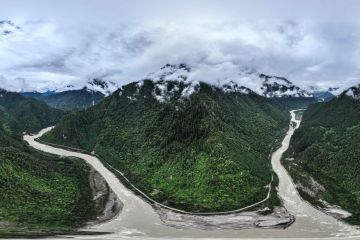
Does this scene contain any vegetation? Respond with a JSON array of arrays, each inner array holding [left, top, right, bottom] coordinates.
[[42, 80, 313, 212], [0, 89, 64, 137], [0, 90, 104, 236], [283, 95, 360, 225], [272, 97, 315, 110], [21, 88, 105, 111]]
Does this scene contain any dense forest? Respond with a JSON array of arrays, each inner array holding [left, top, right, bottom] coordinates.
[[42, 80, 312, 212], [0, 89, 64, 137], [0, 90, 104, 236], [283, 95, 360, 225]]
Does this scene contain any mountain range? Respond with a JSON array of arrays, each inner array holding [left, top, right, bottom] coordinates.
[[1, 61, 359, 235], [21, 87, 105, 110], [20, 79, 117, 110], [17, 64, 321, 111]]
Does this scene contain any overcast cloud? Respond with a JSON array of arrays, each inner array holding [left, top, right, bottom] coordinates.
[[1, 0, 360, 92]]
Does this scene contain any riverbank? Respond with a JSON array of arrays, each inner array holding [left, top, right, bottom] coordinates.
[[25, 128, 293, 231], [0, 162, 122, 238], [20, 111, 360, 239]]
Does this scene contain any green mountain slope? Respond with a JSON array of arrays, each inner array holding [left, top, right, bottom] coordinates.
[[0, 89, 64, 137], [283, 93, 360, 225], [21, 88, 105, 111], [0, 90, 107, 236], [41, 80, 311, 212]]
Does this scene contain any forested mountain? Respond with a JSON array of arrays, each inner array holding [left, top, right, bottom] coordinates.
[[0, 90, 106, 236], [0, 89, 64, 137], [0, 130, 101, 235], [21, 87, 105, 110], [283, 86, 360, 225], [41, 79, 313, 212]]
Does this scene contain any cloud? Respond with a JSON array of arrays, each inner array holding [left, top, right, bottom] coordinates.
[[1, 1, 360, 92]]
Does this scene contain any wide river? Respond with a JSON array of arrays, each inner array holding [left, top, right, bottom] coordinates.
[[23, 110, 360, 240]]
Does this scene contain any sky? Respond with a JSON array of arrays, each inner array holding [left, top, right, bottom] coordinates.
[[1, 0, 360, 93]]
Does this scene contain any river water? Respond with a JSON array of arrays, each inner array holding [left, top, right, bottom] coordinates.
[[22, 110, 360, 239]]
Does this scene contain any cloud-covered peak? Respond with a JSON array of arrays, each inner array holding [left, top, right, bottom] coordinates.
[[344, 84, 360, 100], [140, 64, 312, 98]]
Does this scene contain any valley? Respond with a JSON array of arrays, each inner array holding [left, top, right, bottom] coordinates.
[[22, 110, 360, 239], [1, 74, 359, 239], [0, 91, 112, 237], [39, 80, 296, 213], [283, 87, 360, 225]]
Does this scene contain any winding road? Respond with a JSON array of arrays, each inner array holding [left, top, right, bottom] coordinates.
[[22, 110, 360, 239]]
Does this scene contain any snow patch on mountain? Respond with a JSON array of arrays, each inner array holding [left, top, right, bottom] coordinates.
[[151, 80, 200, 103], [259, 74, 311, 98], [344, 84, 360, 100], [222, 81, 253, 94], [47, 79, 117, 96], [144, 64, 312, 101], [145, 64, 200, 102], [147, 63, 191, 81], [86, 79, 118, 95]]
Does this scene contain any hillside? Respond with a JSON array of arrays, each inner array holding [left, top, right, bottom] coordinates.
[[0, 90, 108, 236], [0, 89, 64, 137], [0, 131, 102, 235], [283, 87, 360, 225], [41, 79, 313, 212], [21, 88, 105, 110]]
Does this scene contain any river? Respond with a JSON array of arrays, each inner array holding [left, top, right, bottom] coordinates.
[[22, 110, 360, 239]]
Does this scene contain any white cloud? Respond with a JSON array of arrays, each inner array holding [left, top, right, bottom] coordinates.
[[1, 1, 360, 92]]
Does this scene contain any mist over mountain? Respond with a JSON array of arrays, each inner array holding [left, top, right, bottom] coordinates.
[[1, 12, 360, 94]]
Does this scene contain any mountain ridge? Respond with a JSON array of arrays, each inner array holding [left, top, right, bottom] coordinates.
[[40, 79, 315, 212], [21, 87, 105, 110], [12, 64, 314, 101]]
